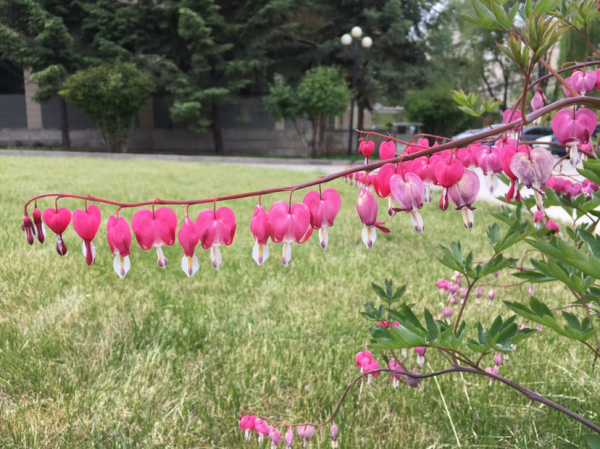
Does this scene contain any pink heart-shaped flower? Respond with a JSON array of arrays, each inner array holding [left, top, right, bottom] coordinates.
[[552, 108, 597, 145], [509, 147, 554, 190]]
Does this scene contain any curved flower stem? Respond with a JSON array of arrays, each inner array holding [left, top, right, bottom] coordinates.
[[240, 365, 600, 434], [23, 96, 600, 215], [454, 277, 475, 335]]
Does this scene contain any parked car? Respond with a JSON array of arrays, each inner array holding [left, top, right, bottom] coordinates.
[[452, 124, 504, 140], [522, 126, 554, 142]]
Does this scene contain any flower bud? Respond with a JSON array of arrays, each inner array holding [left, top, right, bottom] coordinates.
[[442, 307, 453, 319], [528, 285, 534, 296], [414, 347, 426, 367], [32, 207, 45, 243], [285, 428, 294, 447], [493, 353, 503, 367], [269, 426, 281, 448], [22, 215, 35, 245], [330, 422, 339, 448], [488, 289, 496, 306]]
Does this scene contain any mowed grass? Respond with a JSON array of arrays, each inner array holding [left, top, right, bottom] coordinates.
[[0, 155, 598, 448]]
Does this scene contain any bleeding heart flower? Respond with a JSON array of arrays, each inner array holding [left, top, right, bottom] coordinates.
[[43, 207, 71, 256], [178, 214, 200, 277], [359, 138, 375, 162], [379, 140, 396, 160], [250, 204, 270, 265], [509, 146, 554, 210], [411, 155, 440, 203], [457, 145, 481, 168], [132, 207, 178, 268], [106, 215, 132, 278], [389, 172, 424, 233], [531, 88, 546, 111], [32, 207, 45, 243], [435, 158, 465, 210], [503, 109, 523, 131], [374, 163, 399, 216], [21, 214, 35, 245], [73, 205, 102, 266], [563, 70, 596, 96], [552, 108, 597, 167], [303, 188, 341, 250], [499, 144, 522, 202], [449, 169, 480, 230], [268, 201, 312, 266], [477, 145, 502, 193], [356, 186, 390, 248], [239, 415, 256, 441], [196, 206, 236, 271]]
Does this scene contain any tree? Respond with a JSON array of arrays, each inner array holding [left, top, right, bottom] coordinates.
[[60, 61, 154, 153], [265, 66, 350, 158], [0, 0, 88, 149]]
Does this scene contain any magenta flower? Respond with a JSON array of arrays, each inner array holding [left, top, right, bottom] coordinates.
[[297, 425, 315, 444], [132, 207, 178, 268], [361, 358, 380, 385], [389, 172, 425, 233], [531, 88, 546, 111], [546, 220, 560, 233], [475, 286, 483, 304], [43, 207, 71, 256], [534, 210, 544, 225], [448, 169, 480, 229], [563, 70, 597, 96], [32, 207, 45, 243], [356, 187, 390, 248], [196, 206, 236, 270], [488, 289, 496, 306], [411, 155, 440, 203], [359, 138, 375, 163], [477, 145, 502, 193], [268, 201, 312, 266], [503, 109, 523, 131], [552, 108, 597, 166], [499, 144, 521, 202], [493, 353, 503, 368], [285, 428, 294, 448], [255, 418, 269, 445], [404, 368, 421, 389], [355, 350, 372, 369], [435, 158, 465, 210], [389, 359, 403, 390], [269, 426, 281, 448], [22, 214, 35, 245], [330, 422, 339, 448], [250, 204, 270, 265], [107, 215, 132, 278], [374, 163, 401, 216], [509, 146, 554, 210], [178, 214, 200, 277], [414, 347, 426, 367], [485, 367, 500, 386], [239, 415, 256, 441], [379, 140, 396, 160], [442, 307, 453, 319], [303, 188, 341, 250], [73, 204, 102, 266]]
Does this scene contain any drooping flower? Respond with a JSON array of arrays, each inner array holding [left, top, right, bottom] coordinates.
[[374, 163, 399, 216], [389, 171, 425, 233], [21, 214, 35, 245], [106, 215, 132, 278], [457, 145, 481, 168], [132, 207, 178, 268], [240, 415, 256, 441], [285, 428, 294, 448], [528, 285, 535, 296], [268, 201, 312, 267], [509, 145, 554, 210], [250, 204, 270, 265], [303, 188, 341, 250], [361, 358, 380, 385], [477, 145, 502, 193], [494, 353, 503, 368], [531, 88, 546, 111], [503, 109, 523, 131], [255, 419, 269, 445], [355, 350, 373, 369], [297, 425, 315, 444], [32, 207, 45, 243], [330, 422, 339, 448], [178, 214, 200, 277], [563, 70, 597, 96], [475, 286, 483, 304], [389, 359, 403, 390], [404, 368, 421, 389], [73, 204, 102, 266], [43, 206, 71, 256], [196, 206, 236, 270], [414, 347, 426, 367], [485, 367, 500, 386], [411, 155, 440, 203], [379, 140, 396, 160], [499, 144, 521, 202], [269, 426, 281, 449], [435, 158, 465, 210], [552, 108, 597, 166], [448, 169, 480, 229], [359, 138, 375, 163], [546, 220, 560, 233], [442, 307, 453, 319], [488, 289, 496, 306], [356, 187, 390, 248]]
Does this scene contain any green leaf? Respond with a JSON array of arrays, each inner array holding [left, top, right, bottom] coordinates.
[[579, 230, 600, 257], [491, 1, 511, 28], [424, 309, 438, 341], [584, 433, 600, 449], [371, 282, 387, 300], [562, 311, 582, 332], [487, 223, 500, 246], [530, 297, 553, 318]]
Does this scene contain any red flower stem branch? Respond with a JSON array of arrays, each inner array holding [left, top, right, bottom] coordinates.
[[23, 96, 600, 215], [240, 365, 600, 434]]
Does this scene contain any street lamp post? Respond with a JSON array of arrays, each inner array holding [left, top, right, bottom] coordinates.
[[341, 27, 372, 156]]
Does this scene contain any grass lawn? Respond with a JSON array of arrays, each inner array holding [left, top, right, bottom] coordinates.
[[0, 155, 598, 448]]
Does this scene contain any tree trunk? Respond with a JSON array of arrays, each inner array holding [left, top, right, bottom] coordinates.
[[59, 96, 71, 149], [357, 104, 365, 134], [310, 117, 317, 158], [318, 114, 326, 156], [211, 101, 224, 155]]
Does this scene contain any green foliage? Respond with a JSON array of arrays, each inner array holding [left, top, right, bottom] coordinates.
[[466, 316, 536, 353], [263, 81, 302, 122], [405, 88, 477, 136], [60, 61, 154, 153], [452, 89, 502, 118], [297, 66, 350, 119]]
